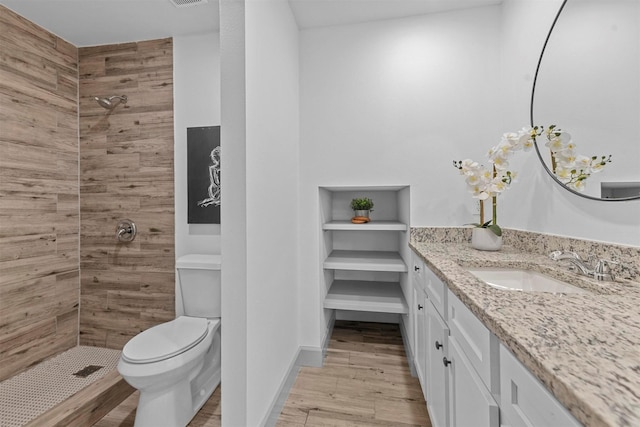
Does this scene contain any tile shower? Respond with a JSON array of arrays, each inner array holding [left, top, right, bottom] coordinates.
[[0, 5, 175, 423]]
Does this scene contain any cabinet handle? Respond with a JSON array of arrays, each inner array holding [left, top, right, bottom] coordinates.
[[418, 304, 423, 310], [414, 265, 420, 271], [443, 357, 451, 367], [435, 341, 443, 350]]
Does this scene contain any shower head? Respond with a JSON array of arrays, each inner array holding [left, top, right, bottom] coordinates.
[[94, 95, 127, 109]]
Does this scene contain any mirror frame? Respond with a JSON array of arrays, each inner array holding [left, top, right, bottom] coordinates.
[[529, 0, 640, 202]]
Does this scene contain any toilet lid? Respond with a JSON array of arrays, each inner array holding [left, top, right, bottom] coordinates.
[[122, 316, 209, 364]]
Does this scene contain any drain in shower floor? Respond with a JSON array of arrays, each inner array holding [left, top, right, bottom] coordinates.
[[73, 365, 104, 378]]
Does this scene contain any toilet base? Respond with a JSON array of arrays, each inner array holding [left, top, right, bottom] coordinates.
[[133, 365, 221, 427], [134, 375, 193, 427]]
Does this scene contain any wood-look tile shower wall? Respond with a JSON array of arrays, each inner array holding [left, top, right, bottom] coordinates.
[[1, 6, 176, 378], [0, 6, 80, 381], [78, 39, 175, 349]]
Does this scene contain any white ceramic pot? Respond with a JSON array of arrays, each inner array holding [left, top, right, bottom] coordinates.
[[471, 228, 503, 251]]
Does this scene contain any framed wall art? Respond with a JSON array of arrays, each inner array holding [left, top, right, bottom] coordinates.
[[187, 126, 221, 224]]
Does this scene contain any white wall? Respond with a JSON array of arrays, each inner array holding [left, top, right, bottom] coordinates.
[[220, 0, 248, 423], [499, 0, 640, 246], [220, 0, 301, 424], [173, 32, 222, 257], [245, 1, 300, 424], [297, 6, 503, 348]]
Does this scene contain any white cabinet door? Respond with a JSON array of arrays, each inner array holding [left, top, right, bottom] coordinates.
[[413, 285, 428, 398], [426, 300, 449, 427], [500, 344, 581, 427], [447, 289, 497, 390], [447, 336, 499, 427]]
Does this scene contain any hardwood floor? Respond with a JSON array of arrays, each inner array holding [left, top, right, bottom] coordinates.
[[95, 321, 428, 427], [277, 321, 430, 427]]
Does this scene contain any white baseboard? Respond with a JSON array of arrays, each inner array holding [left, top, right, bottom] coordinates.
[[261, 346, 301, 427], [296, 346, 322, 368]]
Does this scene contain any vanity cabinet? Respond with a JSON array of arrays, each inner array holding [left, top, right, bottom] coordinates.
[[320, 186, 411, 324], [413, 253, 498, 427], [411, 249, 582, 427], [413, 251, 450, 427]]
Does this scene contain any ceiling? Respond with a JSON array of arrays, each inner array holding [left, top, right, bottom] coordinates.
[[0, 0, 502, 47], [290, 0, 502, 29]]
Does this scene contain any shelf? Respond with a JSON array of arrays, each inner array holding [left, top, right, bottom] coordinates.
[[320, 185, 408, 192], [319, 185, 411, 319], [323, 220, 408, 232], [323, 250, 407, 272], [324, 280, 409, 314]]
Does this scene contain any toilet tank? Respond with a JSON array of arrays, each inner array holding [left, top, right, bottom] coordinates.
[[176, 254, 221, 318]]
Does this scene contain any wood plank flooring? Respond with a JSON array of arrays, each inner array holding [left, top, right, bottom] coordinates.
[[277, 321, 430, 427], [95, 321, 429, 427]]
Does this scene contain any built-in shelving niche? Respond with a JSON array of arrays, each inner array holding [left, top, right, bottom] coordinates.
[[319, 186, 411, 327]]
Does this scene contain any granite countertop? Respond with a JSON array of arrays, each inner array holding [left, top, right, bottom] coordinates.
[[409, 239, 640, 427]]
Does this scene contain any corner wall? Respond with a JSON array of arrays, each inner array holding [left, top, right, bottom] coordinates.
[[297, 6, 503, 348], [0, 5, 80, 381]]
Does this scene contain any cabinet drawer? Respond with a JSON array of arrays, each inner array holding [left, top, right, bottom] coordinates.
[[447, 289, 498, 391], [424, 266, 446, 318], [500, 344, 581, 427]]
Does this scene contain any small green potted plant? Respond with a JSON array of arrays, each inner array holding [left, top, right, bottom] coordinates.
[[350, 197, 374, 222]]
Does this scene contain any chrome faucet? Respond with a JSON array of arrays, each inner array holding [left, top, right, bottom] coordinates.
[[115, 219, 137, 243], [549, 251, 594, 275], [549, 250, 617, 281]]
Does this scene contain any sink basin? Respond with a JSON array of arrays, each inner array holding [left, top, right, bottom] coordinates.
[[467, 268, 588, 294]]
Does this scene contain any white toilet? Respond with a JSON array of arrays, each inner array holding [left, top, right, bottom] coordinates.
[[118, 254, 221, 427]]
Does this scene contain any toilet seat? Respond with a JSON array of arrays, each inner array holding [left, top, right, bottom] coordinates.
[[122, 316, 209, 364]]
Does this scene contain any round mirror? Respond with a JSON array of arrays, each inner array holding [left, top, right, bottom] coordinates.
[[530, 0, 640, 201]]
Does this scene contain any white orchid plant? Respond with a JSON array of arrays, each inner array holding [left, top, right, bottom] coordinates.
[[453, 127, 537, 236], [533, 125, 612, 192]]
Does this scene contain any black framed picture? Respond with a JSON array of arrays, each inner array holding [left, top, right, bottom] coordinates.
[[187, 126, 221, 224]]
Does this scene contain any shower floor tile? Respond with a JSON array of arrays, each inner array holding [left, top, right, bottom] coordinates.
[[0, 346, 121, 427]]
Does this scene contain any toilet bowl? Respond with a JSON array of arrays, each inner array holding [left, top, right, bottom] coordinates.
[[117, 254, 222, 427], [118, 317, 221, 427]]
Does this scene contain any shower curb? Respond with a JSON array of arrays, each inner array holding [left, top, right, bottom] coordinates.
[[24, 370, 134, 427]]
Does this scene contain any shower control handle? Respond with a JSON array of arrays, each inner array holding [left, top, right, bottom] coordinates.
[[116, 219, 136, 242]]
